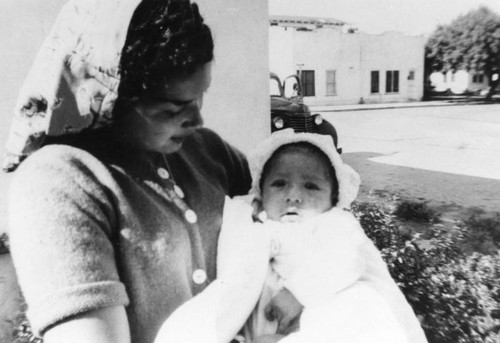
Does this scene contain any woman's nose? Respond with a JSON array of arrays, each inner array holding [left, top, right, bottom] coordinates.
[[182, 98, 204, 128]]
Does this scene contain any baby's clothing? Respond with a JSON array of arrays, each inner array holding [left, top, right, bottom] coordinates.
[[220, 199, 427, 343], [224, 129, 428, 343]]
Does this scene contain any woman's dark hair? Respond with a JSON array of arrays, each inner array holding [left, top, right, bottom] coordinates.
[[260, 142, 340, 206], [118, 0, 214, 100]]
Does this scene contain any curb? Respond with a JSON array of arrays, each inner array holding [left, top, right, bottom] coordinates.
[[310, 100, 500, 113]]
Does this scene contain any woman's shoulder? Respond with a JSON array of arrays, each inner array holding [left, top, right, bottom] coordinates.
[[13, 143, 114, 190], [18, 143, 105, 171]]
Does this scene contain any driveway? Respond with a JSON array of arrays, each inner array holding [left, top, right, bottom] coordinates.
[[321, 104, 500, 216]]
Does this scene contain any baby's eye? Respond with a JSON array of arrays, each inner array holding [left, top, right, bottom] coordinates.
[[270, 179, 286, 188], [304, 182, 320, 190]]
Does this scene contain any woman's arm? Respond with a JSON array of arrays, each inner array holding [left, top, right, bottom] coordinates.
[[44, 307, 130, 343], [9, 147, 130, 337]]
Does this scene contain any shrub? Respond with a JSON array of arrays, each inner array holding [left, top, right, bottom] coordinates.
[[394, 200, 439, 223], [351, 200, 500, 343], [462, 212, 500, 255]]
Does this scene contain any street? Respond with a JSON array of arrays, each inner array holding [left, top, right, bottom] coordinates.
[[320, 103, 500, 214]]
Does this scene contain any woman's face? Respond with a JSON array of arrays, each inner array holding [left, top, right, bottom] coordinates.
[[261, 147, 334, 223], [119, 62, 212, 154]]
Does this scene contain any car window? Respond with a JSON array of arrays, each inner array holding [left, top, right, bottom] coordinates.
[[283, 79, 299, 98], [270, 78, 281, 96]]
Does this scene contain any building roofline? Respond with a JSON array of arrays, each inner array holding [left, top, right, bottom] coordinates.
[[269, 15, 348, 28]]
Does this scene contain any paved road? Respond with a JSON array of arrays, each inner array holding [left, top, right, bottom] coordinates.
[[321, 104, 500, 215]]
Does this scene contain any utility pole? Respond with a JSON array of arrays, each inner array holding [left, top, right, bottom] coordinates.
[[297, 63, 304, 96]]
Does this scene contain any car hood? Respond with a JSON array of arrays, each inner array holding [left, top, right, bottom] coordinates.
[[271, 97, 310, 114]]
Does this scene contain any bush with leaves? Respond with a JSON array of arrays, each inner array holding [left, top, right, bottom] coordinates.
[[351, 200, 500, 343], [462, 211, 500, 255], [394, 200, 439, 223]]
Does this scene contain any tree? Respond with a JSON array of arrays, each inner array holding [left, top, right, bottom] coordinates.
[[425, 7, 500, 100]]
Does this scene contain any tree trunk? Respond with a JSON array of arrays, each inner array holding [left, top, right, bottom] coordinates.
[[485, 76, 499, 101]]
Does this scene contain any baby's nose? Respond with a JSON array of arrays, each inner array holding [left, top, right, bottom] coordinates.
[[286, 188, 302, 204]]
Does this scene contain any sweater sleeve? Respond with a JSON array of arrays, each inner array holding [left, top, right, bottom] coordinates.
[[8, 145, 129, 335]]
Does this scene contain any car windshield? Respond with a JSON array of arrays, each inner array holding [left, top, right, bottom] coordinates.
[[283, 78, 299, 98], [270, 78, 281, 97]]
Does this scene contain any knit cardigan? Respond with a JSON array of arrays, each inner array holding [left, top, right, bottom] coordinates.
[[8, 127, 251, 343]]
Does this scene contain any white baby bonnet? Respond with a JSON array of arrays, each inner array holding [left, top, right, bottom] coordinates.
[[248, 129, 361, 209]]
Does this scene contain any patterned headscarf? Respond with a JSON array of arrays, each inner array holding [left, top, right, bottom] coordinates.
[[2, 0, 141, 172]]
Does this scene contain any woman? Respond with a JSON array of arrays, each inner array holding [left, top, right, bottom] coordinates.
[[8, 1, 270, 342]]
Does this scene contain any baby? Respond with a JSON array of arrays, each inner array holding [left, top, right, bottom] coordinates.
[[222, 129, 428, 343]]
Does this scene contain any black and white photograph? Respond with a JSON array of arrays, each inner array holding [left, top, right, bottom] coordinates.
[[1, 0, 499, 342]]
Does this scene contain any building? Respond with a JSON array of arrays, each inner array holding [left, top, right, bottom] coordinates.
[[430, 70, 492, 95], [269, 16, 426, 106]]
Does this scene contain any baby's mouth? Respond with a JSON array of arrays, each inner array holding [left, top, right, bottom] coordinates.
[[280, 208, 301, 222]]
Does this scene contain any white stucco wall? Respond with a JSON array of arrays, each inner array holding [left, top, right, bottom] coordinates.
[[360, 32, 425, 104], [269, 27, 295, 81], [197, 0, 269, 152], [269, 25, 425, 106], [430, 70, 490, 94]]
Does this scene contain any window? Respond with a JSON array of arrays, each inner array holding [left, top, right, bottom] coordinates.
[[298, 70, 315, 96], [326, 70, 336, 96], [408, 70, 415, 80], [473, 74, 484, 83], [371, 71, 380, 93], [386, 70, 399, 93]]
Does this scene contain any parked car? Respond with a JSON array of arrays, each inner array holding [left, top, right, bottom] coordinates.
[[270, 72, 342, 153]]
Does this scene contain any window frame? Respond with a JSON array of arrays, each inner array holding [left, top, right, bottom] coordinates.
[[371, 70, 380, 94], [473, 74, 484, 83], [325, 70, 337, 96], [408, 70, 415, 81], [385, 70, 400, 93], [298, 70, 316, 97]]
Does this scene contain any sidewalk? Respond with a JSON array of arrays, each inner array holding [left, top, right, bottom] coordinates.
[[310, 96, 500, 112]]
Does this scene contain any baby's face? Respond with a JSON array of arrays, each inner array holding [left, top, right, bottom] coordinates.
[[261, 148, 333, 223]]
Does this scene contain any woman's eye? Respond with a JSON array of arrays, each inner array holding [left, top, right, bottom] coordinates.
[[148, 108, 182, 121]]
